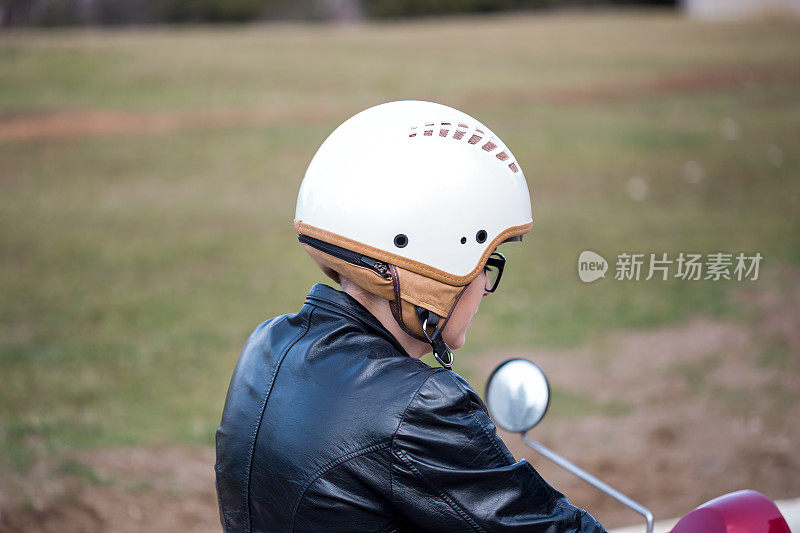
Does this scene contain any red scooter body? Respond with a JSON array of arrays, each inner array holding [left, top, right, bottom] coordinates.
[[671, 490, 791, 533]]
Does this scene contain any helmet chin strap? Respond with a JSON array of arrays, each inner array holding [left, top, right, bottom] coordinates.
[[415, 307, 454, 370]]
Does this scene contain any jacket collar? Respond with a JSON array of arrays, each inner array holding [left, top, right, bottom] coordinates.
[[304, 283, 412, 358]]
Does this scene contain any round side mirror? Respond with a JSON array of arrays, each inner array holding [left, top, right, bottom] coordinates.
[[486, 359, 550, 433]]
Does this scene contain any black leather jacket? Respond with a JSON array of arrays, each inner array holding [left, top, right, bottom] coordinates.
[[215, 284, 605, 532]]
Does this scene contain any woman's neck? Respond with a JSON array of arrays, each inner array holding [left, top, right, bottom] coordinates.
[[340, 279, 430, 359]]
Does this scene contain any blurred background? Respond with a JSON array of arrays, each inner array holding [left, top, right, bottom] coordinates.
[[1, 0, 799, 531]]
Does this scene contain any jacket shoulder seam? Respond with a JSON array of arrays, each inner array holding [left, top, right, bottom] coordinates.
[[393, 448, 485, 532], [443, 371, 512, 466], [244, 305, 315, 533], [289, 441, 392, 532], [388, 368, 448, 504]]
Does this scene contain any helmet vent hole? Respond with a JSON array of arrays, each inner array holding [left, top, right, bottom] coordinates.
[[394, 234, 408, 248], [408, 121, 521, 175], [460, 237, 467, 244], [476, 230, 487, 243]]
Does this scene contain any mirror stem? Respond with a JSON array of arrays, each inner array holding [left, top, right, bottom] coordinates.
[[521, 434, 654, 533]]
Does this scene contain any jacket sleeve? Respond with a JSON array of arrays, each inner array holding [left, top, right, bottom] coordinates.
[[390, 370, 606, 533]]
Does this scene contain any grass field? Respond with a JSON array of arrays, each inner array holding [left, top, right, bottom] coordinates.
[[1, 11, 800, 518]]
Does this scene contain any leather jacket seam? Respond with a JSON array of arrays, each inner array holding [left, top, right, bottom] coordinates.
[[556, 501, 597, 528], [393, 448, 485, 532], [244, 306, 315, 533], [389, 369, 448, 505], [289, 441, 392, 532], [388, 372, 506, 531], [468, 409, 512, 466], [442, 371, 512, 466]]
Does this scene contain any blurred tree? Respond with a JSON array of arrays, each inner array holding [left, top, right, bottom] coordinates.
[[159, 0, 271, 23], [1, 0, 82, 26], [364, 0, 554, 18], [319, 0, 363, 21], [0, 0, 675, 26]]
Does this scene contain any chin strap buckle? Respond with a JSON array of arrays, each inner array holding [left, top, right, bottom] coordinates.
[[417, 307, 453, 370]]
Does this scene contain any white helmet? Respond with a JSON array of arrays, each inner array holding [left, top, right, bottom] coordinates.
[[295, 101, 532, 367]]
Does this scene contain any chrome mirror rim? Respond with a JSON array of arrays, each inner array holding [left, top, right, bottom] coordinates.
[[485, 358, 551, 433]]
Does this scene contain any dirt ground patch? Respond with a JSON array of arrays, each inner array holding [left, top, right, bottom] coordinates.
[[1, 65, 796, 143], [481, 269, 800, 527], [468, 64, 800, 107], [0, 447, 219, 533], [1, 271, 798, 532], [0, 106, 338, 143]]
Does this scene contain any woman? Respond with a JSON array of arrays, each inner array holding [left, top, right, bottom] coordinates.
[[215, 101, 605, 532]]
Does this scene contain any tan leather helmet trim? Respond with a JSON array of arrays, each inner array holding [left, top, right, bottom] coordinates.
[[393, 266, 464, 318], [390, 264, 467, 340], [302, 245, 395, 301], [295, 220, 532, 287], [302, 244, 471, 342]]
